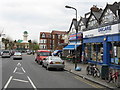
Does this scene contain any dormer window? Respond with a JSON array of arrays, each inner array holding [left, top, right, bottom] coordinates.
[[101, 9, 117, 24], [41, 33, 46, 38]]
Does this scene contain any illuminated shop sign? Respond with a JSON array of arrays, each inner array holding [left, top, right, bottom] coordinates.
[[69, 33, 82, 40]]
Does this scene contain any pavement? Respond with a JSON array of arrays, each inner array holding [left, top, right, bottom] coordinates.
[[64, 60, 120, 89]]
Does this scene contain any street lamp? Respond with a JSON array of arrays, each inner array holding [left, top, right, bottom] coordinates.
[[65, 5, 78, 69]]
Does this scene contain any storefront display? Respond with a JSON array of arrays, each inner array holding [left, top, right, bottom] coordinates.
[[110, 42, 120, 65], [84, 43, 103, 63]]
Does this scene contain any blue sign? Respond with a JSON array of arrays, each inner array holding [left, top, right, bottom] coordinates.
[[98, 26, 111, 33]]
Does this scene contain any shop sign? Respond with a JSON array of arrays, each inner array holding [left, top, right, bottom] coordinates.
[[98, 26, 111, 34], [69, 32, 82, 40], [83, 24, 119, 38]]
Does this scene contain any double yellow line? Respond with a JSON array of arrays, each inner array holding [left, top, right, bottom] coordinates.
[[74, 76, 104, 88]]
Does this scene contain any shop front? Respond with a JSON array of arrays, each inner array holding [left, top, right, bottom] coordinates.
[[83, 24, 120, 69], [63, 32, 82, 62]]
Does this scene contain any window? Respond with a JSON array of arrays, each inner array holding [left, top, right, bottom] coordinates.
[[41, 33, 46, 38], [110, 42, 120, 65], [40, 39, 46, 43], [84, 43, 103, 62]]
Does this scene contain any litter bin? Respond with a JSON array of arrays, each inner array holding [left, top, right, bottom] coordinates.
[[101, 64, 109, 79]]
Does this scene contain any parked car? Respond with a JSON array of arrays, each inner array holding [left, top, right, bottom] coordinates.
[[1, 50, 11, 58], [0, 50, 3, 56], [42, 56, 65, 70], [27, 51, 32, 55], [35, 50, 51, 65], [13, 52, 22, 60]]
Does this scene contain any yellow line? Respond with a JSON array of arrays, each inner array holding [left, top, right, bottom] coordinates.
[[74, 76, 104, 88]]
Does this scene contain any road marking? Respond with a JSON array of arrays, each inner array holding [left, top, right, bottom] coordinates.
[[4, 76, 13, 89], [74, 76, 103, 88], [21, 67, 26, 73], [17, 62, 21, 66], [12, 78, 29, 83], [27, 76, 37, 89], [13, 67, 17, 73], [15, 72, 24, 74]]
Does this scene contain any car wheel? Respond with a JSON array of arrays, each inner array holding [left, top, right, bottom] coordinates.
[[42, 64, 44, 67], [46, 65, 50, 70], [60, 68, 64, 71]]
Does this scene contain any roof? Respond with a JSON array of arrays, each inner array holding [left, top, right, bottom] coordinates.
[[87, 7, 103, 24], [51, 30, 67, 34], [67, 18, 78, 33], [78, 17, 88, 26], [17, 40, 23, 43], [24, 31, 28, 34], [40, 32, 51, 38], [100, 2, 120, 20]]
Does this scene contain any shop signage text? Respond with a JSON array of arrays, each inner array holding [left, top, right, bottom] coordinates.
[[83, 24, 119, 38], [98, 26, 111, 33]]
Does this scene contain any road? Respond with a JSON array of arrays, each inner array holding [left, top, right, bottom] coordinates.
[[1, 54, 105, 89]]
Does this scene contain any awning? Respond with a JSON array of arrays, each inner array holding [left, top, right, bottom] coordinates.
[[63, 45, 80, 50], [53, 50, 62, 55]]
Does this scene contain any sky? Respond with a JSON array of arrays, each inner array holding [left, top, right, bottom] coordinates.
[[0, 0, 118, 42]]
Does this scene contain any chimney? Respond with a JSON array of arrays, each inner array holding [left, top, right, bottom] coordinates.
[[90, 5, 100, 12]]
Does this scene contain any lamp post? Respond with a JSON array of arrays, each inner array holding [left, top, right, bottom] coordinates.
[[65, 5, 78, 69]]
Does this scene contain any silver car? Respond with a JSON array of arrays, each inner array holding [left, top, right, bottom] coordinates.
[[13, 52, 22, 60], [1, 50, 11, 58], [42, 56, 65, 70]]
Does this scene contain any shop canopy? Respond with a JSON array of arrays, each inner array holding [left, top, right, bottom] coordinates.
[[63, 45, 80, 50]]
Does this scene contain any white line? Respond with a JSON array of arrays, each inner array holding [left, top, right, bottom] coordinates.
[[15, 72, 24, 74], [4, 76, 13, 89], [21, 67, 26, 73], [27, 76, 37, 89], [13, 67, 17, 73], [17, 62, 21, 66], [12, 78, 29, 83]]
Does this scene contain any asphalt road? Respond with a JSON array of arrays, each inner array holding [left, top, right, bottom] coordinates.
[[1, 54, 105, 89]]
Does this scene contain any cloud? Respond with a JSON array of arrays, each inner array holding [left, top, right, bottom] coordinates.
[[0, 0, 115, 42]]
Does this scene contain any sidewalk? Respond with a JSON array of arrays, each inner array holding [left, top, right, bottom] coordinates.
[[64, 60, 118, 89]]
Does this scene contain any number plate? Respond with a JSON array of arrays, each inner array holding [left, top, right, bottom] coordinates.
[[55, 62, 60, 64]]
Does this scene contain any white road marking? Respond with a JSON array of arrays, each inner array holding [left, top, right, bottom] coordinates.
[[12, 78, 29, 83], [13, 67, 17, 73], [17, 63, 21, 66], [4, 76, 13, 89], [15, 72, 24, 74], [21, 67, 26, 73], [27, 76, 37, 89]]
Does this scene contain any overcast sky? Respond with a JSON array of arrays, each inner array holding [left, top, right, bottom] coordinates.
[[0, 0, 118, 42]]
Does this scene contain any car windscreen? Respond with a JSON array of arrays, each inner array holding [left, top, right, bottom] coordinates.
[[38, 52, 51, 56], [3, 51, 10, 53]]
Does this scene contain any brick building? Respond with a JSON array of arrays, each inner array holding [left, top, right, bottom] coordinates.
[[39, 31, 67, 50]]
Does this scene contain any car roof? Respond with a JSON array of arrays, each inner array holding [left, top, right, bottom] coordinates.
[[37, 50, 50, 52]]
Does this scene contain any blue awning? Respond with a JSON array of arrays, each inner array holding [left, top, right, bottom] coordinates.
[[63, 45, 80, 50]]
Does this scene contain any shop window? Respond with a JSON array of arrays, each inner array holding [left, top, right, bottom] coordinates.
[[85, 43, 103, 62], [110, 42, 120, 65]]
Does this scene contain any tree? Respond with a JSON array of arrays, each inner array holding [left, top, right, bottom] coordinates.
[[2, 38, 9, 50]]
